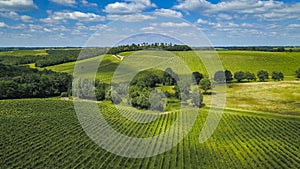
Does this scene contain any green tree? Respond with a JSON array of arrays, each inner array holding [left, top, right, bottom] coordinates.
[[272, 71, 284, 81], [163, 68, 179, 85], [225, 70, 233, 83], [199, 78, 212, 94], [234, 71, 246, 82], [257, 70, 269, 82], [191, 89, 203, 107], [245, 72, 256, 81], [296, 68, 300, 79], [192, 72, 203, 84], [214, 71, 225, 83]]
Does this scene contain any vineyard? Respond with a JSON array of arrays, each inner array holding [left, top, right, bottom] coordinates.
[[1, 99, 299, 168]]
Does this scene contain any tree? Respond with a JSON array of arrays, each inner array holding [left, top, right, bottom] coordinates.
[[191, 89, 203, 107], [234, 71, 246, 82], [192, 72, 204, 84], [214, 71, 226, 83], [257, 70, 269, 82], [245, 72, 256, 81], [199, 78, 212, 94], [149, 90, 166, 112], [163, 68, 179, 85], [272, 71, 284, 81], [225, 70, 233, 83], [296, 68, 300, 79]]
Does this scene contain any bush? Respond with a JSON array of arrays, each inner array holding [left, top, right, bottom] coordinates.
[[257, 70, 269, 82], [272, 71, 284, 81], [234, 71, 246, 82]]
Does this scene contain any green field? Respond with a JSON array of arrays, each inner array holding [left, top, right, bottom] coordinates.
[[1, 49, 300, 168], [1, 99, 299, 168], [46, 50, 300, 79], [0, 49, 48, 56]]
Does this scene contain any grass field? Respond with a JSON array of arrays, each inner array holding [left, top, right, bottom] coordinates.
[[203, 81, 300, 116], [1, 99, 299, 168], [46, 50, 300, 79], [0, 49, 48, 56]]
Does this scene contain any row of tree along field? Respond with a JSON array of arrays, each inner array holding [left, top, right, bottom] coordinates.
[[73, 67, 300, 112], [0, 48, 106, 67], [214, 70, 288, 83]]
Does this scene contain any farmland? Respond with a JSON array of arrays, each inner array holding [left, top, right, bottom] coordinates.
[[46, 50, 300, 79], [1, 99, 299, 168], [0, 48, 300, 168]]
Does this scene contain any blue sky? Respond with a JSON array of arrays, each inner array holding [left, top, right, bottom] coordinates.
[[0, 0, 300, 47]]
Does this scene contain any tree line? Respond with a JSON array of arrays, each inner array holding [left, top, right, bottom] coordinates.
[[0, 64, 71, 99], [213, 70, 287, 83], [107, 43, 192, 55], [0, 48, 107, 67]]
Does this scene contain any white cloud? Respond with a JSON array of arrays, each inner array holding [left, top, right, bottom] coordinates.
[[80, 0, 98, 7], [20, 15, 33, 22], [175, 0, 300, 21], [160, 22, 190, 27], [217, 13, 233, 20], [0, 11, 33, 22], [150, 22, 190, 28], [140, 26, 155, 32], [49, 0, 76, 6], [41, 11, 105, 23], [0, 21, 8, 28], [0, 0, 37, 11], [196, 19, 215, 26], [104, 0, 156, 14], [107, 14, 155, 22], [0, 11, 19, 19], [154, 9, 183, 18]]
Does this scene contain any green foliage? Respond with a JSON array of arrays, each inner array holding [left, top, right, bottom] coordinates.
[[1, 99, 299, 168], [234, 71, 246, 82], [245, 71, 256, 81], [163, 68, 179, 86], [192, 72, 204, 84], [225, 70, 233, 82], [296, 68, 300, 78], [214, 71, 226, 83], [191, 89, 203, 107], [257, 70, 269, 82], [107, 43, 192, 54], [0, 64, 71, 99], [199, 78, 212, 94], [272, 71, 284, 81]]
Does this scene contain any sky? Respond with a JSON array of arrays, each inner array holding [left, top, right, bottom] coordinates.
[[0, 0, 300, 47]]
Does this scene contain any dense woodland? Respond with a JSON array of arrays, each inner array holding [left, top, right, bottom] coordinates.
[[0, 48, 107, 67], [0, 64, 71, 99], [107, 43, 192, 54]]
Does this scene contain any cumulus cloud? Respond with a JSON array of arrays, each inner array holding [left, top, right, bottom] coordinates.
[[80, 0, 98, 7], [0, 21, 8, 28], [49, 0, 76, 6], [20, 15, 33, 22], [41, 11, 105, 23], [175, 0, 300, 21], [0, 11, 33, 22], [150, 22, 190, 28], [107, 13, 155, 22], [154, 9, 183, 18], [0, 0, 37, 11], [104, 0, 156, 14]]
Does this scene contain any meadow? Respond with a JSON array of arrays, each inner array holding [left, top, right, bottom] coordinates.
[[46, 50, 300, 79]]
